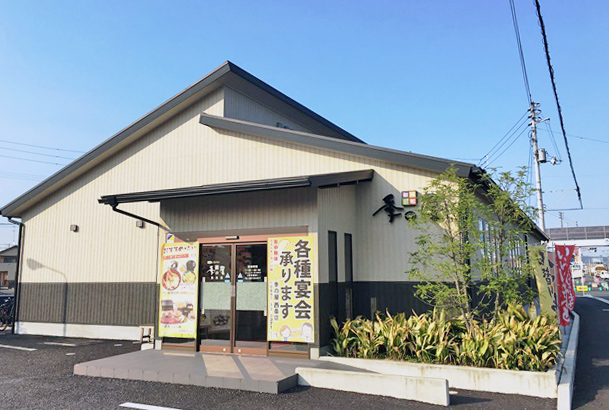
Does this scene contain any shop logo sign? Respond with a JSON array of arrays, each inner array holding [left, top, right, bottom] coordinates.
[[373, 194, 404, 223]]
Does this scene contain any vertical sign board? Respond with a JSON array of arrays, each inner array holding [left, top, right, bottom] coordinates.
[[158, 243, 199, 338], [267, 236, 316, 343], [554, 245, 576, 327], [529, 245, 558, 321]]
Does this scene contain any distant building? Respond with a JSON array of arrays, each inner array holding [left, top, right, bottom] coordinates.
[[0, 245, 17, 289], [547, 225, 609, 241]]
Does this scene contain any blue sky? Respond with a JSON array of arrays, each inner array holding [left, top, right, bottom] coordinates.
[[0, 0, 607, 247]]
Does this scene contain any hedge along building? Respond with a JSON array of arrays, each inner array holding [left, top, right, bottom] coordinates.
[[1, 62, 545, 359]]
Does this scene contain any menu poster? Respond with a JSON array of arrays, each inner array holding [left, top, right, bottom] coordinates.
[[158, 243, 199, 338], [267, 236, 316, 344]]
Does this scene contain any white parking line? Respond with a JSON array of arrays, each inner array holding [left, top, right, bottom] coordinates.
[[42, 342, 78, 347], [119, 403, 182, 410], [0, 343, 37, 351]]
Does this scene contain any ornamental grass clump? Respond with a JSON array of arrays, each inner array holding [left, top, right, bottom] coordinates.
[[330, 305, 561, 372]]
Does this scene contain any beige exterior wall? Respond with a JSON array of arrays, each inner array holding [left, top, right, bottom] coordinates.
[[161, 187, 318, 238], [224, 86, 315, 134], [17, 82, 439, 290], [19, 88, 223, 284], [317, 185, 357, 285]]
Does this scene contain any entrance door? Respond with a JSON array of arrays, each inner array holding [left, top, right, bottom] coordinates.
[[199, 243, 268, 355]]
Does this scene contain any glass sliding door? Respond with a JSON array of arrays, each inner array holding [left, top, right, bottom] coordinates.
[[234, 243, 268, 355], [199, 245, 233, 352], [198, 242, 268, 355]]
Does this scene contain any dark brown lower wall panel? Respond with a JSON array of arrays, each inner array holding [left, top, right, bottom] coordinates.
[[317, 281, 429, 347], [18, 282, 157, 326], [352, 281, 430, 319]]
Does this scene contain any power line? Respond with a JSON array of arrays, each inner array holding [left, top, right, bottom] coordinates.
[[536, 127, 609, 145], [485, 126, 529, 168], [509, 0, 532, 104], [0, 138, 85, 154], [0, 172, 44, 181], [478, 111, 529, 167], [543, 120, 562, 158], [0, 154, 66, 166], [0, 171, 46, 178], [0, 145, 76, 160], [534, 0, 583, 209]]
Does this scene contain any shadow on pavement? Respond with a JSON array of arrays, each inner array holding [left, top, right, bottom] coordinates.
[[450, 394, 491, 405]]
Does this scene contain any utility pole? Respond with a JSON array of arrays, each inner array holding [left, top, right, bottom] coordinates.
[[530, 101, 546, 232], [559, 211, 564, 228]]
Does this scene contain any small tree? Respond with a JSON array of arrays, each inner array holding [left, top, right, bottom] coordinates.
[[407, 167, 482, 334], [478, 168, 537, 316], [408, 166, 538, 329]]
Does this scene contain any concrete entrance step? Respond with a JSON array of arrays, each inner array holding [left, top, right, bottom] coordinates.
[[74, 350, 322, 394]]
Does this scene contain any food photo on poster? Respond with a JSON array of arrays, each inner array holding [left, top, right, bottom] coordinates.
[[158, 243, 200, 338]]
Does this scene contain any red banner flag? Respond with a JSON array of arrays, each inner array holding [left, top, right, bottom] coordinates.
[[554, 245, 576, 326]]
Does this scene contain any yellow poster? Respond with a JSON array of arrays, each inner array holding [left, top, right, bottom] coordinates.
[[267, 236, 316, 343], [529, 245, 558, 320], [159, 242, 199, 338]]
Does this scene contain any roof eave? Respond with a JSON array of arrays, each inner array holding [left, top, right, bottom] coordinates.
[[199, 113, 474, 176], [98, 169, 374, 205], [0, 62, 234, 218]]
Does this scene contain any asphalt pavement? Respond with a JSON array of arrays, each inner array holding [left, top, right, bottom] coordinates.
[[0, 332, 556, 410], [573, 295, 609, 409]]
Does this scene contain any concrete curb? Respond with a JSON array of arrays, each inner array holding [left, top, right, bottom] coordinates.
[[556, 310, 580, 410], [320, 356, 558, 398], [296, 367, 450, 406]]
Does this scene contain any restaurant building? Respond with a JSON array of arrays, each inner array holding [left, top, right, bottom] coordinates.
[[1, 62, 545, 359]]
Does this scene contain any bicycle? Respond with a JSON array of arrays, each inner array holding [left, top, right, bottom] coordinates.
[[0, 298, 14, 331]]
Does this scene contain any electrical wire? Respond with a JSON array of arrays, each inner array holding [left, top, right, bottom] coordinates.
[[543, 120, 562, 158], [485, 126, 529, 168], [534, 0, 583, 209], [0, 138, 85, 154], [0, 145, 76, 160], [566, 134, 609, 145], [0, 172, 44, 181], [478, 112, 529, 167], [526, 142, 534, 207], [0, 154, 66, 166], [509, 0, 532, 104], [536, 127, 609, 145]]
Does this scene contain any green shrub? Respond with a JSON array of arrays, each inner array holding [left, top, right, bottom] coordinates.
[[330, 305, 561, 372]]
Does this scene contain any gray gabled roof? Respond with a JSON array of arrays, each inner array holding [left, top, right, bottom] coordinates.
[[199, 113, 475, 176], [0, 245, 17, 255], [0, 61, 364, 217]]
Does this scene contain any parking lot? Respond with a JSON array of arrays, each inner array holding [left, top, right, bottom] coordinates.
[[0, 332, 558, 410]]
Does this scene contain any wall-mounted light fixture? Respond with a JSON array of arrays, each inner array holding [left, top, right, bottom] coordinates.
[[70, 224, 79, 232], [136, 220, 145, 229]]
